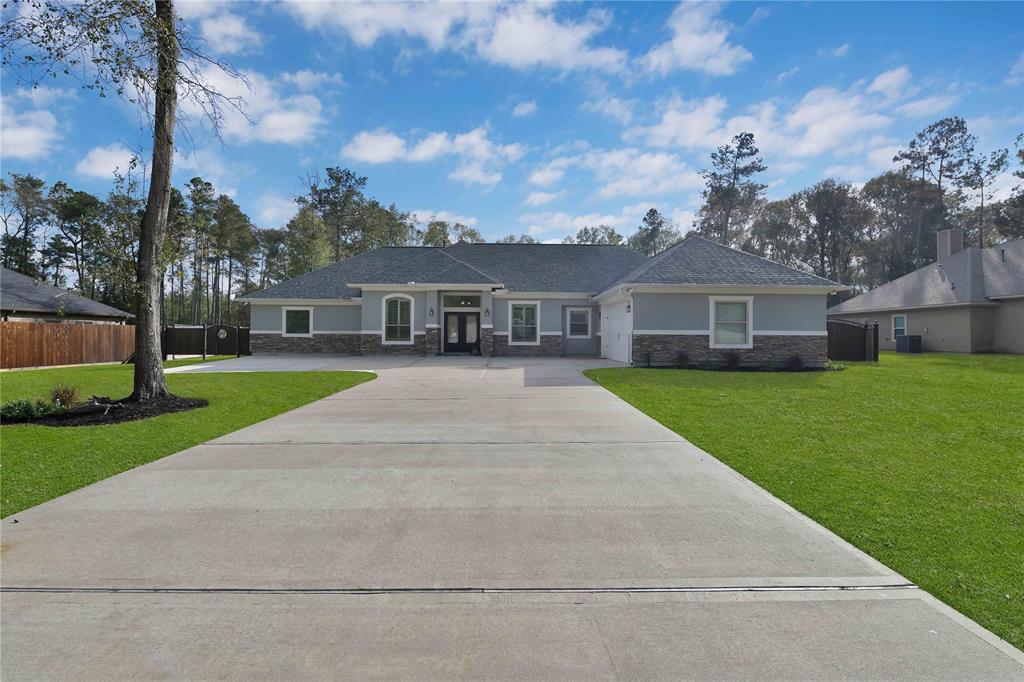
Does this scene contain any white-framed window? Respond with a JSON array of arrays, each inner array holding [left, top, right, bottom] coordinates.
[[282, 306, 313, 337], [566, 307, 592, 339], [709, 296, 753, 349], [892, 314, 907, 339], [382, 294, 413, 344], [509, 301, 539, 345]]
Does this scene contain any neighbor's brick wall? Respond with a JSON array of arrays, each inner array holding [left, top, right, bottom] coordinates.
[[250, 333, 361, 354], [631, 334, 826, 368], [359, 333, 426, 355], [492, 333, 562, 356]]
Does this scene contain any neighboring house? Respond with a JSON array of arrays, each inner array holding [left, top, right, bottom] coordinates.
[[0, 267, 133, 323], [828, 230, 1024, 354], [240, 235, 846, 367]]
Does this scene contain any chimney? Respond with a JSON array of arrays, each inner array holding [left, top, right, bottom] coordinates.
[[936, 228, 963, 260]]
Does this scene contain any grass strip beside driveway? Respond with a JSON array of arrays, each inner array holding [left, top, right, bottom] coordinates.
[[1, 360, 374, 517], [586, 352, 1024, 651]]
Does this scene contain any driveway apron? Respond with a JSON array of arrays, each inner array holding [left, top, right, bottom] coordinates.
[[3, 355, 1022, 679]]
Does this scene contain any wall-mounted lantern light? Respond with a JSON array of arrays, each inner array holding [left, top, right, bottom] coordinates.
[[625, 302, 632, 313], [428, 307, 435, 318], [484, 307, 490, 318]]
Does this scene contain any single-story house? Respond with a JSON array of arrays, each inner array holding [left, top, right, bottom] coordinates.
[[827, 230, 1023, 354], [240, 235, 846, 367], [1, 267, 133, 323]]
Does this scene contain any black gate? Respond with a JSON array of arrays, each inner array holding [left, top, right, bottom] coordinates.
[[827, 319, 878, 361], [163, 325, 250, 359]]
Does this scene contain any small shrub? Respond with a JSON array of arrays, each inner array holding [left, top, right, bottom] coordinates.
[[725, 351, 741, 370], [1, 398, 66, 422], [785, 353, 804, 371], [676, 352, 689, 369], [825, 359, 846, 371], [50, 384, 78, 408]]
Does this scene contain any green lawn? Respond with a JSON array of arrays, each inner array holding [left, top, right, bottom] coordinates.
[[586, 353, 1024, 651], [1, 358, 374, 517]]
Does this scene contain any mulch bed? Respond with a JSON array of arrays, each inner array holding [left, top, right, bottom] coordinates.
[[35, 395, 208, 427]]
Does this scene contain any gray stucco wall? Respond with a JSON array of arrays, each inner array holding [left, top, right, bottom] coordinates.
[[250, 304, 361, 333], [632, 293, 826, 332], [360, 291, 428, 333], [492, 297, 596, 335], [991, 298, 1024, 354], [561, 304, 600, 355]]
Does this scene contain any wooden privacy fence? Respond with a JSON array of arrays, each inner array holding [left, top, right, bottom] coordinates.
[[1, 321, 135, 369], [827, 318, 879, 362]]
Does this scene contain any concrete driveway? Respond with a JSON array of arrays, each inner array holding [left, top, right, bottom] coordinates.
[[3, 356, 1022, 679]]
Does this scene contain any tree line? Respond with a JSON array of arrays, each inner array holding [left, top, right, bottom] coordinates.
[[3, 116, 1022, 326]]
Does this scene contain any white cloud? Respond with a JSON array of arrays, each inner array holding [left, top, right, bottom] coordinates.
[[342, 129, 408, 163], [775, 66, 799, 84], [410, 210, 479, 227], [512, 100, 538, 117], [784, 87, 890, 156], [282, 2, 625, 73], [867, 65, 911, 99], [896, 94, 957, 118], [178, 66, 324, 144], [13, 86, 77, 106], [583, 148, 703, 198], [1004, 52, 1024, 86], [0, 107, 59, 159], [625, 95, 728, 149], [818, 43, 850, 58], [521, 201, 691, 238], [256, 195, 297, 227], [280, 70, 344, 91], [75, 143, 137, 179], [641, 2, 752, 76], [174, 146, 242, 197], [582, 95, 635, 125], [528, 157, 576, 187], [470, 4, 626, 72], [525, 190, 565, 207], [200, 11, 262, 54], [342, 126, 523, 187]]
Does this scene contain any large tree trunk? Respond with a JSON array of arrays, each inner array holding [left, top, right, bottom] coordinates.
[[131, 0, 178, 402]]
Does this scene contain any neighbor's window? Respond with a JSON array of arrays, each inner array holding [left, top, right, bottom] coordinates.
[[443, 295, 480, 308], [892, 315, 907, 338], [510, 303, 538, 343], [283, 308, 311, 336], [711, 298, 751, 347], [567, 308, 591, 338], [384, 296, 412, 342]]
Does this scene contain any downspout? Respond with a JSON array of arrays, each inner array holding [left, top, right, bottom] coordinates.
[[624, 287, 634, 366]]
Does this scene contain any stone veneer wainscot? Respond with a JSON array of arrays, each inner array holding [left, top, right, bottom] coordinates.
[[631, 334, 826, 368]]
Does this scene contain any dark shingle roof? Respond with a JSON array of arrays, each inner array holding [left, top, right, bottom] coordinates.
[[244, 236, 839, 301], [611, 234, 841, 289], [1, 267, 133, 318], [828, 239, 1023, 314], [446, 242, 647, 292]]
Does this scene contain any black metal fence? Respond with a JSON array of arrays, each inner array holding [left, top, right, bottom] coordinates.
[[163, 325, 250, 359], [827, 319, 878, 361]]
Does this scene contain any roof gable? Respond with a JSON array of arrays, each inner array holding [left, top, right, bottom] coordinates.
[[612, 234, 841, 289], [828, 239, 1023, 314]]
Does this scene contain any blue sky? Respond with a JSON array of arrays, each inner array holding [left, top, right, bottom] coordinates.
[[3, 1, 1022, 242]]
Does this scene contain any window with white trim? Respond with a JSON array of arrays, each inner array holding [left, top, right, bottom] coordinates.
[[710, 297, 752, 348], [283, 307, 312, 337], [566, 308, 591, 338], [892, 314, 907, 338], [384, 295, 412, 343], [510, 302, 539, 344]]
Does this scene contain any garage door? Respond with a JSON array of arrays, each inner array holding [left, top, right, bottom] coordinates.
[[601, 301, 630, 363]]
